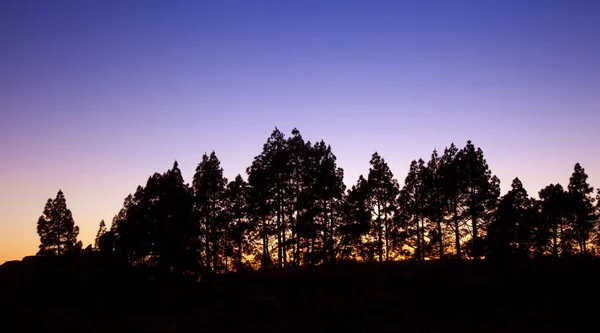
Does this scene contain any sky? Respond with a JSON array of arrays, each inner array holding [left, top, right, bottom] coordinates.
[[1, 0, 599, 263]]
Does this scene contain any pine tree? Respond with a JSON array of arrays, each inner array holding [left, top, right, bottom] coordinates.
[[286, 128, 307, 265], [225, 174, 249, 272], [394, 188, 414, 259], [36, 190, 80, 256], [402, 159, 426, 260], [339, 175, 371, 261], [423, 149, 446, 259], [160, 161, 198, 274], [111, 162, 197, 273], [487, 178, 533, 260], [439, 143, 463, 259], [538, 184, 569, 258], [263, 128, 290, 267], [367, 152, 399, 261], [193, 152, 228, 273], [456, 140, 500, 260], [313, 140, 345, 264], [247, 152, 274, 268], [94, 220, 107, 249], [568, 163, 596, 254]]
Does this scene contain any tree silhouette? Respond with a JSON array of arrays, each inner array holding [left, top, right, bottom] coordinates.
[[247, 150, 274, 268], [36, 190, 81, 256], [394, 187, 414, 259], [225, 174, 250, 272], [339, 175, 371, 261], [402, 159, 427, 260], [367, 152, 399, 261], [263, 128, 290, 267], [112, 162, 198, 274], [94, 220, 106, 249], [193, 152, 228, 273], [487, 178, 533, 260], [567, 163, 596, 254], [456, 141, 500, 260], [312, 140, 345, 264], [286, 128, 308, 265], [438, 143, 463, 259], [538, 184, 569, 258], [423, 149, 446, 259]]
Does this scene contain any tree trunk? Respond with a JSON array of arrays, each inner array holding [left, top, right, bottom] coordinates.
[[294, 182, 300, 266], [472, 213, 478, 260], [305, 235, 310, 266], [415, 215, 421, 260], [378, 217, 383, 262], [437, 214, 443, 259], [311, 226, 316, 266], [384, 203, 389, 262], [212, 224, 218, 273], [330, 197, 335, 263], [205, 216, 211, 272], [323, 199, 328, 264], [552, 219, 558, 259], [237, 218, 243, 271], [454, 200, 461, 260], [282, 190, 287, 267], [420, 214, 425, 260], [277, 193, 282, 268], [559, 217, 564, 257], [279, 188, 287, 267], [262, 216, 268, 268]]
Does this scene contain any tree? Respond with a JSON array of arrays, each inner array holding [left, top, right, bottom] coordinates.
[[37, 190, 80, 256], [94, 220, 107, 249], [402, 159, 427, 260], [262, 128, 290, 267], [438, 143, 463, 259], [247, 151, 274, 268], [367, 152, 399, 261], [567, 163, 596, 254], [338, 175, 371, 261], [225, 174, 250, 272], [423, 149, 446, 259], [193, 152, 228, 273], [456, 140, 500, 260], [487, 178, 533, 260], [393, 188, 414, 259], [286, 128, 307, 265], [112, 162, 198, 274], [538, 184, 569, 258], [313, 140, 345, 264]]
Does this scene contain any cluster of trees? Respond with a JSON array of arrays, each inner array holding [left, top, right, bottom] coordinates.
[[37, 128, 600, 275]]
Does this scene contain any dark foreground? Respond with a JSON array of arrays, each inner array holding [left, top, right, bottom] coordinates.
[[1, 255, 598, 333]]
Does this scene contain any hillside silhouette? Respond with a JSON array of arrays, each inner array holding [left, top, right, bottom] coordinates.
[[2, 254, 599, 332]]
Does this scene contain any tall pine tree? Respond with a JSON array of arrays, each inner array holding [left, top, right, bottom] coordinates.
[[367, 152, 399, 261], [193, 152, 228, 273], [37, 190, 80, 256], [456, 141, 500, 260], [568, 163, 596, 254]]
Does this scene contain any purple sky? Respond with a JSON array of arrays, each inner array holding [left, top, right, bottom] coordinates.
[[1, 0, 599, 263]]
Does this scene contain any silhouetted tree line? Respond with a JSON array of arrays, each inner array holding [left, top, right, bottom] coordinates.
[[37, 128, 600, 276]]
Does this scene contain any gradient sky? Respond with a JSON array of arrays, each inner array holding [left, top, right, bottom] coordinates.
[[1, 0, 599, 263]]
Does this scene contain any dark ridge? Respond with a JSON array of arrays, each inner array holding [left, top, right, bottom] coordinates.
[[2, 255, 598, 333]]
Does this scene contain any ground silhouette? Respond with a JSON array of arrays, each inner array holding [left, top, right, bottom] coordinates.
[[1, 254, 598, 332]]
